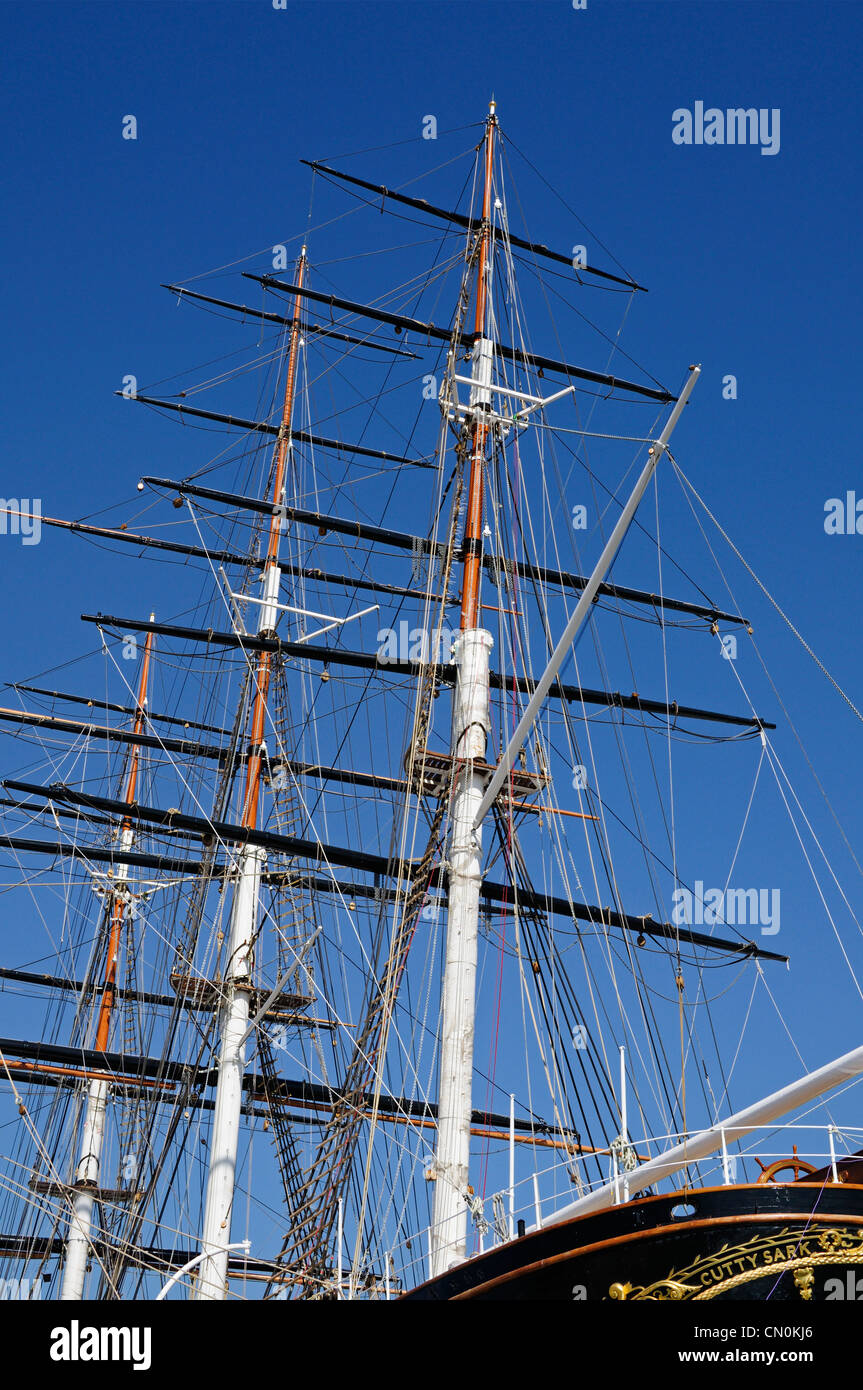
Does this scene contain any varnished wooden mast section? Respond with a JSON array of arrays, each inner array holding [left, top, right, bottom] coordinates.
[[95, 626, 154, 1050], [241, 250, 306, 831], [460, 104, 496, 632]]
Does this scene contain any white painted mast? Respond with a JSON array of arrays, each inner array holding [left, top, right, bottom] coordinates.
[[60, 621, 156, 1300], [195, 249, 306, 1301], [429, 107, 704, 1274], [430, 102, 497, 1276]]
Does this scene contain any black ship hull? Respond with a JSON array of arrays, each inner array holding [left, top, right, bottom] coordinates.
[[402, 1182, 863, 1301]]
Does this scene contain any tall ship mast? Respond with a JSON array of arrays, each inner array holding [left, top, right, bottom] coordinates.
[[2, 101, 862, 1303]]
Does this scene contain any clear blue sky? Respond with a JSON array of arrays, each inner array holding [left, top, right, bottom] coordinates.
[[2, 0, 860, 681], [2, 0, 863, 1251]]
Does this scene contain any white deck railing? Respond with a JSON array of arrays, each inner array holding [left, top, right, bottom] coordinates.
[[377, 1121, 863, 1297]]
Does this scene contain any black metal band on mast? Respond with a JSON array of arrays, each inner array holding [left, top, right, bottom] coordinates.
[[81, 613, 774, 730], [243, 274, 674, 402], [123, 393, 437, 470], [300, 159, 647, 292], [140, 475, 748, 626]]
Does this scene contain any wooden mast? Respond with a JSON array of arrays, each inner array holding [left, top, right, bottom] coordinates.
[[60, 622, 155, 1299], [195, 247, 307, 1301], [430, 100, 497, 1277], [240, 253, 307, 831], [95, 628, 154, 1051], [459, 100, 496, 633]]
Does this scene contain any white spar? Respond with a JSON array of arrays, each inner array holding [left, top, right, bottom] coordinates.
[[474, 364, 702, 829]]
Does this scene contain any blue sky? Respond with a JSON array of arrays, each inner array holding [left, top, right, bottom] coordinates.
[[2, 0, 860, 681], [2, 0, 863, 1274]]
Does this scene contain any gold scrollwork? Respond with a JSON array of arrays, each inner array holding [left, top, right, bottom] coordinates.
[[608, 1226, 863, 1301], [609, 1278, 699, 1301], [793, 1267, 814, 1301]]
